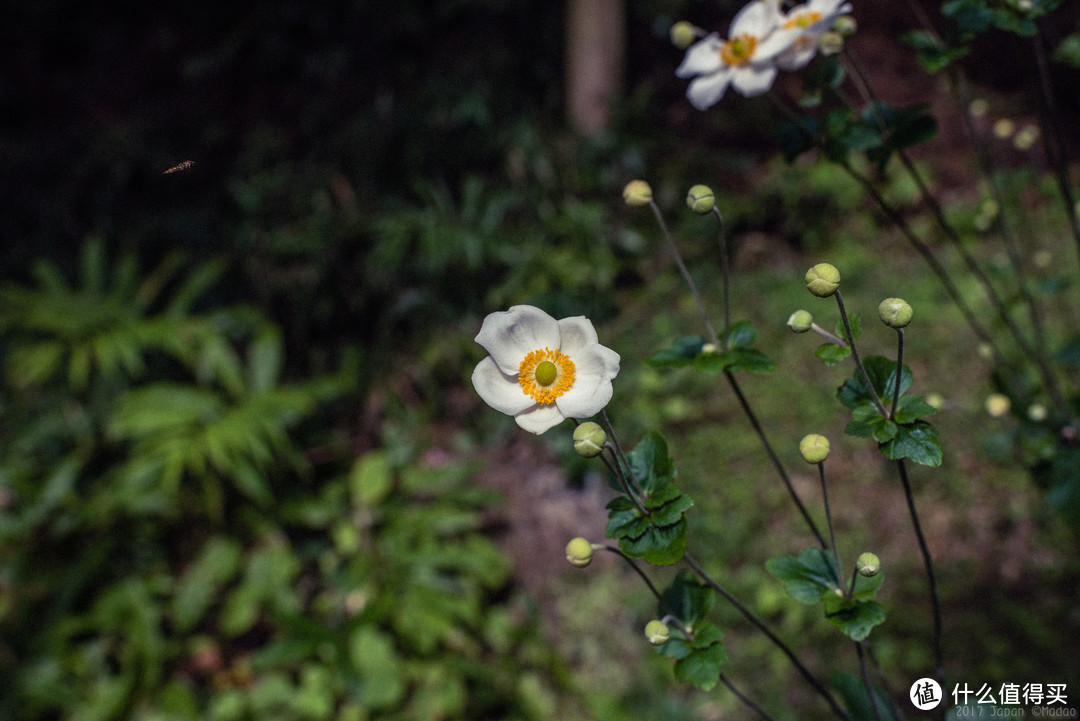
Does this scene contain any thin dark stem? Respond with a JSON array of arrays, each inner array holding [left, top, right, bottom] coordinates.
[[856, 642, 885, 721], [896, 459, 944, 717], [599, 409, 647, 502], [682, 552, 851, 721], [891, 328, 904, 420], [724, 370, 827, 548], [597, 446, 649, 517], [712, 205, 731, 348], [818, 462, 843, 589], [649, 200, 720, 347], [721, 674, 781, 721], [599, 545, 670, 611], [835, 290, 888, 417], [846, 46, 1066, 414], [1031, 29, 1080, 272]]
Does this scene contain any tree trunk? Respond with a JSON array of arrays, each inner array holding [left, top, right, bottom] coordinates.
[[566, 0, 625, 136]]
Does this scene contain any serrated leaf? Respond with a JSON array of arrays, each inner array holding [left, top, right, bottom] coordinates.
[[880, 421, 943, 466], [618, 517, 688, 565], [659, 571, 716, 627], [765, 548, 840, 603], [893, 393, 939, 423], [838, 356, 911, 408], [823, 597, 886, 641], [816, 343, 851, 367], [845, 403, 898, 443], [673, 623, 727, 690]]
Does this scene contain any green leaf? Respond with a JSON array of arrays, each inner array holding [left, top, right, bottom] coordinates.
[[765, 548, 840, 603], [892, 393, 939, 423], [659, 571, 716, 627], [837, 355, 911, 409], [902, 30, 969, 73], [845, 404, 898, 443], [617, 516, 689, 565], [646, 335, 706, 368], [816, 343, 851, 367], [349, 627, 405, 709], [880, 421, 943, 466], [672, 623, 727, 691], [823, 596, 886, 641], [725, 320, 758, 348], [349, 450, 394, 506], [172, 537, 243, 632]]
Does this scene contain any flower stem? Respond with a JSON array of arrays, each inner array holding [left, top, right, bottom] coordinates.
[[721, 675, 781, 721], [682, 552, 851, 721], [856, 642, 885, 721], [811, 322, 848, 347], [724, 370, 827, 548], [649, 199, 720, 347], [712, 205, 731, 348], [818, 462, 843, 589], [896, 459, 944, 712], [890, 328, 904, 420], [834, 290, 888, 418]]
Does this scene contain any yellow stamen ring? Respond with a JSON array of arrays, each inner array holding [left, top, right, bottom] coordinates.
[[519, 348, 576, 405], [785, 10, 823, 29], [721, 33, 758, 66]]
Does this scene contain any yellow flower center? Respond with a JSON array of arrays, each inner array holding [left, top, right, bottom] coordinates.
[[721, 33, 758, 66], [519, 348, 575, 405], [785, 10, 823, 29]]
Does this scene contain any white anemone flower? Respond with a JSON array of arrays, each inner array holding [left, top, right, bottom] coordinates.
[[771, 0, 853, 71], [472, 305, 621, 435], [675, 0, 795, 110]]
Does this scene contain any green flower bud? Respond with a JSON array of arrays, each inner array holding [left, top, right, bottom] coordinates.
[[565, 537, 595, 568], [805, 263, 840, 297], [819, 31, 844, 56], [798, 434, 831, 464], [686, 184, 716, 214], [573, 422, 607, 458], [832, 15, 857, 37], [700, 342, 718, 355], [856, 552, 881, 577], [644, 619, 670, 645], [926, 392, 945, 410], [787, 310, 814, 333], [1028, 403, 1048, 422], [877, 298, 913, 328], [670, 21, 699, 50], [623, 179, 653, 207]]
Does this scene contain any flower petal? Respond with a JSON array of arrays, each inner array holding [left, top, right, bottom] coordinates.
[[471, 356, 535, 416], [555, 344, 620, 419], [474, 305, 560, 374], [513, 403, 567, 435], [730, 0, 779, 38], [556, 315, 599, 355], [687, 69, 734, 110], [676, 33, 724, 78], [732, 64, 778, 97]]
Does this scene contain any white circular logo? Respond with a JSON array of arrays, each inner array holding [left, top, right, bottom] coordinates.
[[910, 678, 943, 710]]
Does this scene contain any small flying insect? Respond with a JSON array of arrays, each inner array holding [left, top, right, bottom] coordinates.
[[163, 160, 195, 174]]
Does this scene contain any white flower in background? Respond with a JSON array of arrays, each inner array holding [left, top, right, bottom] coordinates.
[[471, 305, 620, 435], [771, 0, 853, 70], [675, 0, 794, 110]]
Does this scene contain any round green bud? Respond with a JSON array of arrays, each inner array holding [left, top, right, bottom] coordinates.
[[622, 179, 653, 207], [818, 31, 844, 56], [798, 434, 831, 464], [787, 310, 814, 333], [832, 15, 857, 37], [565, 537, 595, 568], [644, 619, 670, 645], [926, 392, 945, 410], [670, 21, 699, 50], [1028, 403, 1048, 422], [573, 422, 607, 458], [686, 184, 716, 214], [856, 552, 881, 577], [805, 263, 840, 298], [877, 298, 913, 328], [700, 342, 718, 356]]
